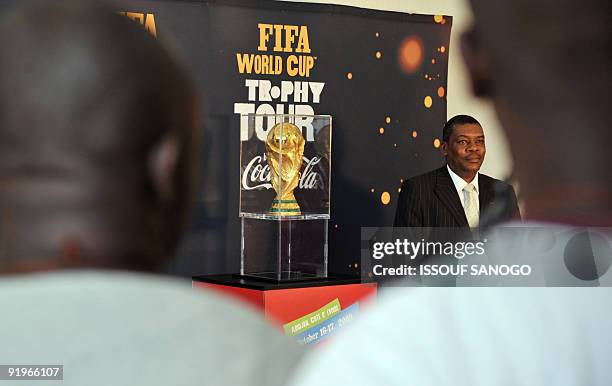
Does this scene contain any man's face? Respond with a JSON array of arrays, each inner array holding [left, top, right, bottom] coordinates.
[[443, 123, 486, 177]]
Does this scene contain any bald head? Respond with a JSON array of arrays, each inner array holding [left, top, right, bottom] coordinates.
[[0, 1, 197, 273], [0, 0, 194, 177]]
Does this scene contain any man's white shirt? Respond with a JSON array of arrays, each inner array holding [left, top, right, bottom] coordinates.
[[447, 165, 480, 227]]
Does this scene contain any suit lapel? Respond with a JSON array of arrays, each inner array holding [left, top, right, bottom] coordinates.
[[434, 167, 469, 227]]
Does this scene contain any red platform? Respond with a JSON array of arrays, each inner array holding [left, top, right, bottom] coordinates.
[[193, 275, 377, 327]]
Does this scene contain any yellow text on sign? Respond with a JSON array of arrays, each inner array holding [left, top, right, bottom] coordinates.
[[257, 24, 311, 53], [117, 12, 157, 38]]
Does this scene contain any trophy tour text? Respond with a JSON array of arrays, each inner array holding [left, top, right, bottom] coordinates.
[[234, 22, 326, 143]]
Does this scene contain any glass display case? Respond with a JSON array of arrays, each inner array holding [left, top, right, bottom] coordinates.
[[239, 114, 332, 282]]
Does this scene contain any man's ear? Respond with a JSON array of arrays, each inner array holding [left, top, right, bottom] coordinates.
[[441, 141, 448, 157], [461, 27, 493, 97], [148, 133, 180, 203]]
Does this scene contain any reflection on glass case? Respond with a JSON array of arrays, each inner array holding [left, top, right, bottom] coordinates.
[[239, 114, 331, 282]]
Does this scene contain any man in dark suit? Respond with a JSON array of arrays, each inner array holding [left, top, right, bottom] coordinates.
[[394, 115, 520, 228]]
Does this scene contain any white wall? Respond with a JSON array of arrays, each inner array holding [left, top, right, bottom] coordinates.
[[279, 0, 513, 179]]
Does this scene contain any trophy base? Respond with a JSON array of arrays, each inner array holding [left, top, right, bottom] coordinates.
[[235, 271, 329, 283], [268, 199, 301, 217]]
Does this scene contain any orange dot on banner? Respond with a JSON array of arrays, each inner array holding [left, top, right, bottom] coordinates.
[[440, 46, 446, 53], [412, 130, 418, 138], [398, 36, 424, 74], [434, 15, 443, 23], [433, 138, 441, 148], [424, 96, 433, 108], [438, 86, 445, 97], [347, 72, 353, 80], [379, 127, 385, 134], [381, 191, 391, 205], [375, 51, 382, 59], [385, 116, 391, 124]]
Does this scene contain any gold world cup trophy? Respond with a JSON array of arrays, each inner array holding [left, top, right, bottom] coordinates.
[[266, 122, 305, 216]]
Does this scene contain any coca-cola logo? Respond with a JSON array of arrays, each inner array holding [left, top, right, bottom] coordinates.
[[242, 154, 324, 191]]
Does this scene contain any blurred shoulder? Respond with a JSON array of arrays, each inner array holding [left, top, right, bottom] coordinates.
[[0, 270, 303, 386]]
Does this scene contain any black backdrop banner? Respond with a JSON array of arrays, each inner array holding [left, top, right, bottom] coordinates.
[[0, 0, 452, 277]]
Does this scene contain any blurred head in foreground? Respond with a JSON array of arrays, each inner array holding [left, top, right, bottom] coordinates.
[[463, 0, 611, 225], [0, 0, 197, 274]]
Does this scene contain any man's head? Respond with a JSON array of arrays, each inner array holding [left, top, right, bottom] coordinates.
[[442, 115, 486, 181], [463, 0, 611, 223], [0, 1, 198, 273]]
